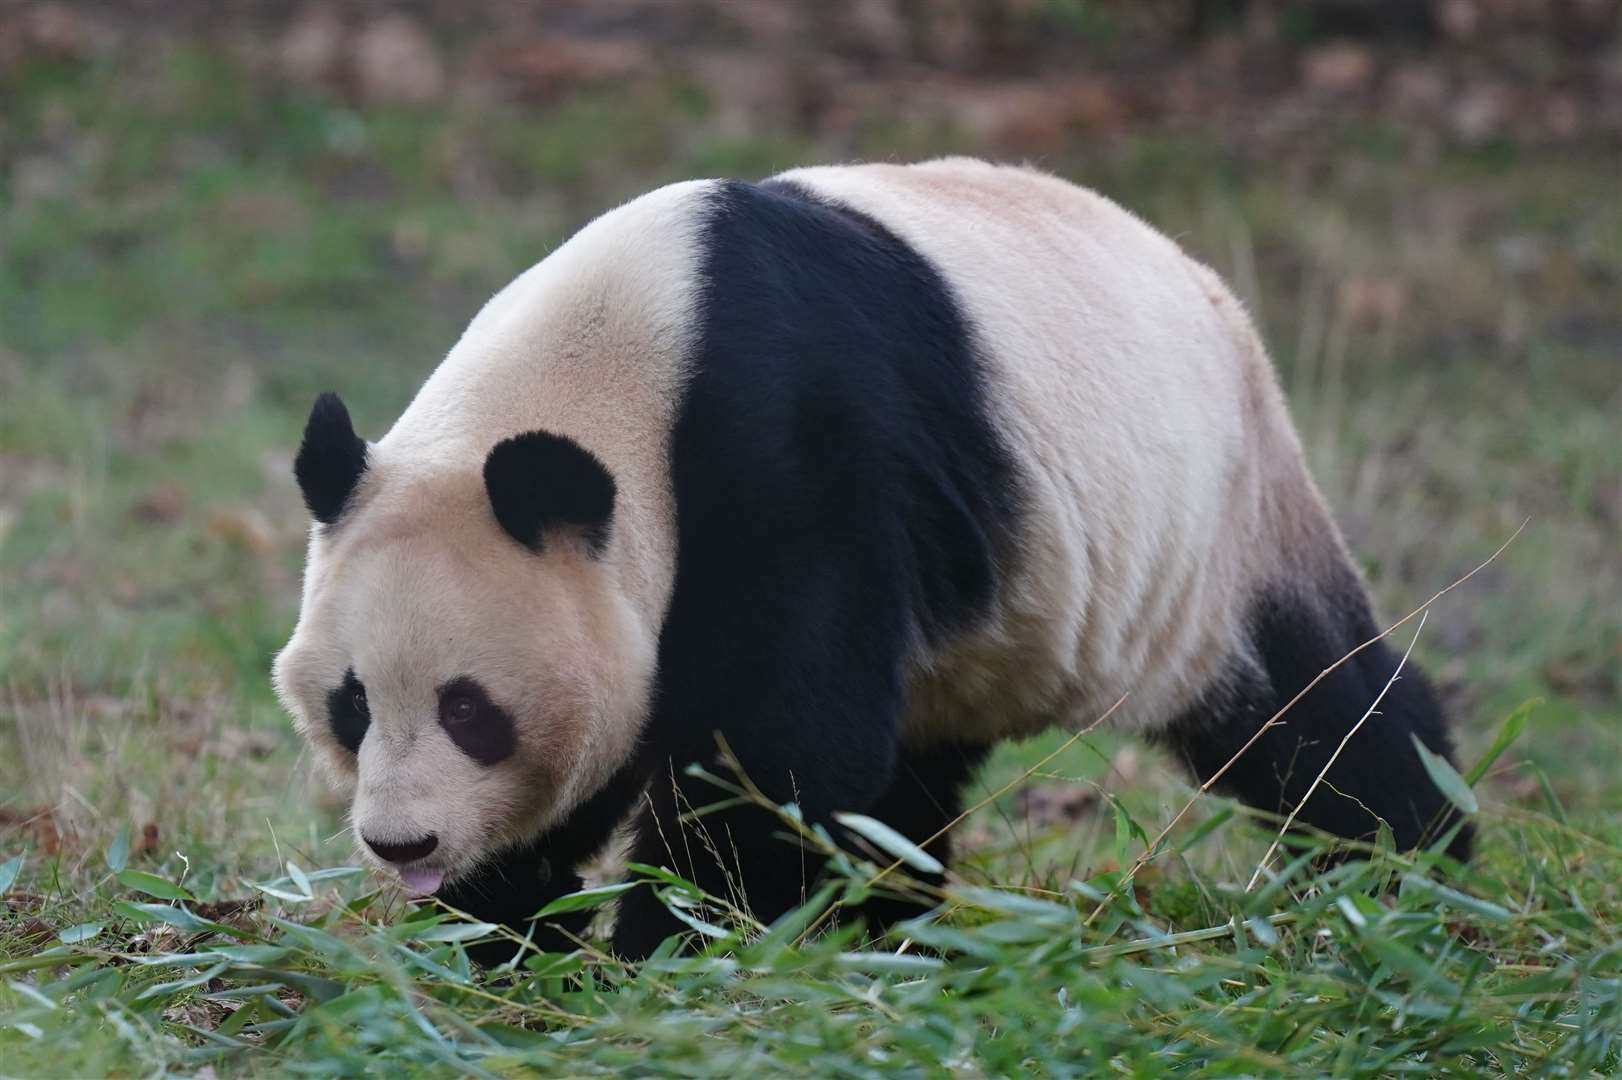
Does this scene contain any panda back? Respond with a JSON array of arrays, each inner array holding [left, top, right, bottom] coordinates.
[[773, 159, 1334, 740]]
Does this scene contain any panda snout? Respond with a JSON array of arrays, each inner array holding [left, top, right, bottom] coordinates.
[[363, 832, 439, 864]]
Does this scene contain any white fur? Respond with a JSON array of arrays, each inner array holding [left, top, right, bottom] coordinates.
[[273, 181, 712, 885]]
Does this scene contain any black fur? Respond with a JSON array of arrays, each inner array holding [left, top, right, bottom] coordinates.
[[857, 742, 993, 871], [483, 431, 616, 555], [1156, 579, 1473, 862], [840, 741, 993, 931], [325, 668, 370, 754], [295, 392, 369, 525], [612, 179, 1023, 957], [436, 677, 518, 766]]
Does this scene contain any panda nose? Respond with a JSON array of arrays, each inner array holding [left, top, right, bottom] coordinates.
[[364, 833, 438, 864]]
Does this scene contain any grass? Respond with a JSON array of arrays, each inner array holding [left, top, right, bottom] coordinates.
[[2, 43, 1619, 1076]]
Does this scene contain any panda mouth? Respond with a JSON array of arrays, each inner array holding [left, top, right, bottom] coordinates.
[[398, 866, 446, 896]]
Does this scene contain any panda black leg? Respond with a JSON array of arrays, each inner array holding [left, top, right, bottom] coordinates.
[[609, 696, 909, 960], [438, 758, 650, 965], [1157, 591, 1473, 862], [612, 765, 837, 960], [845, 740, 991, 932], [610, 740, 992, 959], [437, 852, 590, 966]]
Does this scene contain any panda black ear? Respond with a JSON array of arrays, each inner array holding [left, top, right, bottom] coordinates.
[[294, 392, 369, 525], [483, 431, 616, 556]]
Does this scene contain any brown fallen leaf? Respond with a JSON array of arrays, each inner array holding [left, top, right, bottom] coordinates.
[[128, 924, 185, 955], [0, 806, 73, 854], [164, 1000, 231, 1032], [11, 918, 54, 947]]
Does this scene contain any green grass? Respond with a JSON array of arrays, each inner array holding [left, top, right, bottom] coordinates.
[[2, 45, 1618, 1077]]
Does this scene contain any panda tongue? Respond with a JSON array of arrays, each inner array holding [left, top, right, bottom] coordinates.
[[399, 867, 445, 896]]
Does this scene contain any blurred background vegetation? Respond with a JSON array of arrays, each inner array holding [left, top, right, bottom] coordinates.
[[0, 0, 1617, 919]]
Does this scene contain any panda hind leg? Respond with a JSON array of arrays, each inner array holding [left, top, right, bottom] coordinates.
[[1154, 590, 1473, 863]]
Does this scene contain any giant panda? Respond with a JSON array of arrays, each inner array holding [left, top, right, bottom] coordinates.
[[272, 157, 1471, 961]]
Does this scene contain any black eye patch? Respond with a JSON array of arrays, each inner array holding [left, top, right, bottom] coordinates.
[[325, 668, 370, 754], [436, 677, 517, 766]]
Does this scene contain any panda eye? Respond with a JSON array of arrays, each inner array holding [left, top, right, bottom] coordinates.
[[446, 694, 478, 725], [327, 668, 371, 755], [435, 677, 515, 765]]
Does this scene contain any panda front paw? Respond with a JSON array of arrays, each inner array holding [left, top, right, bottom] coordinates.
[[609, 884, 688, 962], [463, 899, 593, 968], [436, 854, 594, 966]]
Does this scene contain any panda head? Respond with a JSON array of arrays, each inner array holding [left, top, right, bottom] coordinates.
[[271, 393, 654, 895]]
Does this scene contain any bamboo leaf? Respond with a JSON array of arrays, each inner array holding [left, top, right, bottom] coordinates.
[[114, 900, 241, 938], [56, 922, 103, 945], [414, 922, 500, 943], [104, 827, 130, 874], [833, 812, 944, 874], [1399, 875, 1513, 923], [663, 899, 733, 940], [1465, 699, 1538, 785], [532, 882, 637, 919], [1411, 735, 1478, 815], [116, 869, 196, 901], [285, 860, 313, 899]]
